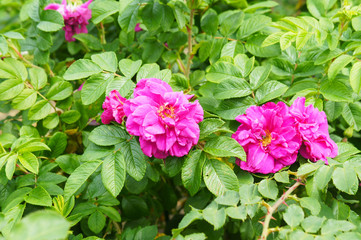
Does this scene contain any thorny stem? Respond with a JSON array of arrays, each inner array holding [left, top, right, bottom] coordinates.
[[185, 8, 195, 79], [259, 179, 303, 240]]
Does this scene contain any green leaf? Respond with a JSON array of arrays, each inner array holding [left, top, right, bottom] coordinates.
[[101, 152, 126, 197], [301, 216, 325, 233], [221, 41, 244, 58], [215, 190, 240, 206], [106, 76, 135, 97], [73, 34, 102, 51], [0, 79, 24, 101], [119, 59, 142, 78], [283, 205, 304, 227], [28, 100, 52, 120], [199, 118, 225, 139], [315, 48, 343, 65], [321, 219, 355, 235], [43, 113, 60, 129], [220, 10, 244, 36], [328, 55, 354, 80], [5, 154, 17, 180], [337, 232, 361, 240], [255, 80, 288, 104], [246, 34, 281, 58], [320, 80, 353, 103], [98, 206, 121, 222], [216, 97, 256, 120], [203, 204, 226, 230], [201, 9, 218, 35], [91, 52, 118, 72], [18, 152, 39, 174], [314, 165, 333, 190], [140, 1, 163, 32], [262, 31, 284, 47], [9, 210, 70, 240], [90, 0, 119, 24], [300, 197, 321, 215], [55, 155, 81, 174], [250, 65, 272, 90], [60, 110, 81, 124], [29, 68, 47, 90], [136, 63, 160, 81], [81, 73, 114, 105], [89, 125, 128, 146], [214, 79, 252, 100], [0, 35, 8, 55], [117, 0, 140, 32], [63, 59, 102, 80], [182, 150, 206, 196], [64, 160, 102, 201], [25, 186, 52, 206], [280, 32, 296, 50], [342, 103, 361, 131], [134, 225, 158, 240], [88, 211, 106, 234], [48, 132, 67, 158], [204, 136, 246, 160], [274, 171, 289, 183], [324, 101, 346, 122], [332, 167, 358, 195], [16, 141, 51, 153], [350, 61, 361, 94], [178, 208, 203, 229], [225, 205, 247, 220], [206, 61, 243, 83], [203, 158, 239, 196], [296, 31, 313, 49], [37, 10, 64, 32], [258, 179, 278, 200], [12, 89, 37, 110], [46, 81, 73, 101], [119, 138, 146, 181], [238, 15, 271, 39]]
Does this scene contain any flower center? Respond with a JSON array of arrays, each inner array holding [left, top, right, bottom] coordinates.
[[261, 131, 272, 147], [158, 104, 176, 119]]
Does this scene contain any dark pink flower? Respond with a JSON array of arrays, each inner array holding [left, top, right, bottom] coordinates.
[[232, 102, 302, 174], [101, 90, 126, 125], [45, 0, 92, 42], [289, 97, 338, 163], [123, 78, 203, 159], [134, 23, 142, 32], [77, 82, 84, 91]]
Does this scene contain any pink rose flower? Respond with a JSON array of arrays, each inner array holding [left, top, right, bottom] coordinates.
[[289, 97, 338, 163], [45, 0, 93, 42], [134, 23, 142, 32], [123, 78, 203, 159], [101, 90, 126, 125], [232, 102, 302, 174]]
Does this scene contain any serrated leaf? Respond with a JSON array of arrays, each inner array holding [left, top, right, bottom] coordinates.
[[12, 89, 37, 110], [182, 150, 206, 196], [332, 167, 358, 195], [328, 55, 354, 81], [258, 179, 278, 200], [350, 61, 361, 94], [199, 118, 225, 139], [255, 80, 288, 104], [203, 204, 226, 230], [300, 197, 321, 215], [88, 211, 106, 234], [119, 138, 146, 181], [46, 81, 73, 101], [118, 59, 142, 78], [89, 125, 128, 146], [18, 152, 39, 174], [64, 160, 102, 201], [283, 205, 304, 227], [28, 100, 52, 120], [203, 158, 239, 196], [204, 136, 246, 160], [91, 52, 118, 72], [0, 79, 24, 101], [342, 103, 361, 131], [63, 59, 102, 80], [25, 186, 52, 206], [321, 219, 355, 235], [37, 10, 64, 32], [320, 80, 353, 103], [250, 65, 272, 90], [81, 73, 113, 105], [60, 110, 81, 124], [101, 152, 126, 197]]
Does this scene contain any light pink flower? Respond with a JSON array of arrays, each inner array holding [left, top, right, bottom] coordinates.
[[134, 23, 142, 32], [123, 78, 203, 159], [101, 90, 126, 125], [45, 0, 92, 42], [232, 102, 302, 174], [290, 97, 338, 163]]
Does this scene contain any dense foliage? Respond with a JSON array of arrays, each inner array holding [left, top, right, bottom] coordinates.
[[2, 0, 361, 239]]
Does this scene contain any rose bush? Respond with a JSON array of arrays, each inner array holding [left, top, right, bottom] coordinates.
[[1, 0, 361, 239]]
